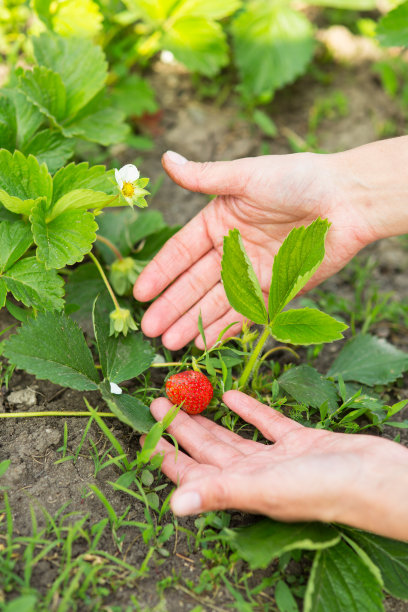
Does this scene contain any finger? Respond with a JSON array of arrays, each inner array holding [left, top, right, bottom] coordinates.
[[150, 397, 245, 466], [223, 391, 303, 442], [162, 151, 258, 196], [134, 213, 212, 302], [193, 414, 260, 454], [162, 283, 230, 350], [195, 312, 245, 350], [140, 250, 221, 340]]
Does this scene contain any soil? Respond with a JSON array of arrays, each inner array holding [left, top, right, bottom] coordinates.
[[2, 31, 408, 611]]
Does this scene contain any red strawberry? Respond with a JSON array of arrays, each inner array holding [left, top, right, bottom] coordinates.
[[165, 370, 213, 415]]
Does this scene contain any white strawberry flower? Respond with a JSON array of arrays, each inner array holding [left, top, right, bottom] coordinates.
[[114, 164, 140, 204]]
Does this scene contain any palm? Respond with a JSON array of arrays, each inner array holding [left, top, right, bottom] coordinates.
[[135, 153, 371, 350], [147, 393, 379, 521]]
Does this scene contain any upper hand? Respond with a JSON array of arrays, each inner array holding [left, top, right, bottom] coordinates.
[[134, 151, 376, 350]]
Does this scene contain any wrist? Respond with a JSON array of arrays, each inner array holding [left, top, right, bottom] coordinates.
[[333, 436, 408, 540], [328, 136, 408, 243]]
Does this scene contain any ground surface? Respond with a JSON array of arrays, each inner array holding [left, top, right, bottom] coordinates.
[[2, 31, 408, 611]]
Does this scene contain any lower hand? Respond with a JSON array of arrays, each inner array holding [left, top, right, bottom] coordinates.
[[144, 390, 408, 541]]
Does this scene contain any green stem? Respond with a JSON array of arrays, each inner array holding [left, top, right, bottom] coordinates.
[[238, 326, 271, 390], [96, 235, 123, 260], [0, 412, 115, 418], [89, 251, 120, 311]]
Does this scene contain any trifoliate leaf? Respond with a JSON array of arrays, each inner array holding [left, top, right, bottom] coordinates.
[[304, 541, 383, 612], [327, 333, 408, 385], [270, 308, 347, 345], [2, 257, 64, 310], [221, 228, 268, 325], [52, 162, 115, 205], [31, 199, 98, 269], [269, 218, 330, 320], [223, 519, 340, 570], [162, 17, 229, 75], [18, 66, 67, 124], [22, 129, 75, 175], [377, 1, 408, 48], [0, 149, 52, 203], [232, 0, 315, 99], [33, 33, 107, 118], [0, 94, 17, 150], [0, 221, 32, 273], [93, 293, 155, 383], [3, 311, 100, 391]]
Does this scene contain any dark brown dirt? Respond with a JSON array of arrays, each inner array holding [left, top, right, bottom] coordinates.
[[2, 46, 408, 610]]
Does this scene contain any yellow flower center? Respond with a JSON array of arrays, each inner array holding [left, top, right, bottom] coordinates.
[[122, 182, 135, 197]]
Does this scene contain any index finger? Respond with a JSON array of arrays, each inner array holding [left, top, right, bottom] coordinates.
[[134, 212, 212, 302], [223, 391, 303, 442]]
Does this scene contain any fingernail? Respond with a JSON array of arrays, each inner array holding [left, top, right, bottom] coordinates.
[[171, 491, 202, 515], [166, 150, 188, 165]]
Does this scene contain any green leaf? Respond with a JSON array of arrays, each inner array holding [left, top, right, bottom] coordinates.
[[269, 218, 330, 320], [232, 0, 315, 99], [344, 529, 408, 599], [172, 0, 241, 20], [0, 192, 46, 216], [304, 540, 384, 612], [0, 94, 17, 150], [271, 308, 347, 345], [110, 74, 158, 118], [279, 365, 338, 413], [65, 262, 105, 323], [377, 2, 408, 48], [51, 0, 104, 38], [221, 229, 267, 325], [6, 90, 44, 149], [32, 32, 107, 118], [96, 208, 164, 264], [253, 108, 278, 137], [275, 581, 298, 612], [310, 0, 375, 7], [100, 381, 155, 433], [3, 311, 99, 391], [65, 105, 129, 146], [52, 162, 115, 206], [18, 66, 67, 124], [2, 257, 64, 310], [0, 149, 52, 203], [22, 129, 74, 175], [327, 333, 408, 385], [50, 189, 115, 218], [223, 519, 340, 569], [0, 220, 33, 273], [0, 280, 6, 308], [93, 293, 155, 383], [162, 17, 229, 76], [31, 199, 98, 269]]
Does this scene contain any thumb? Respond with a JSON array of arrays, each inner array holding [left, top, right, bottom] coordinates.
[[162, 150, 256, 196], [170, 474, 260, 516]]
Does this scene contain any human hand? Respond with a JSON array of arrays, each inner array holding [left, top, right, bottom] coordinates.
[[134, 148, 379, 350], [144, 391, 408, 541]]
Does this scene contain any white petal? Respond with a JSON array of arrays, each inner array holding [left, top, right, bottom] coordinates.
[[120, 164, 140, 183], [110, 382, 123, 395], [114, 168, 123, 189]]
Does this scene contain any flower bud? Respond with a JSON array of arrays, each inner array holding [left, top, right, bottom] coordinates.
[[109, 307, 138, 337], [110, 257, 145, 295]]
